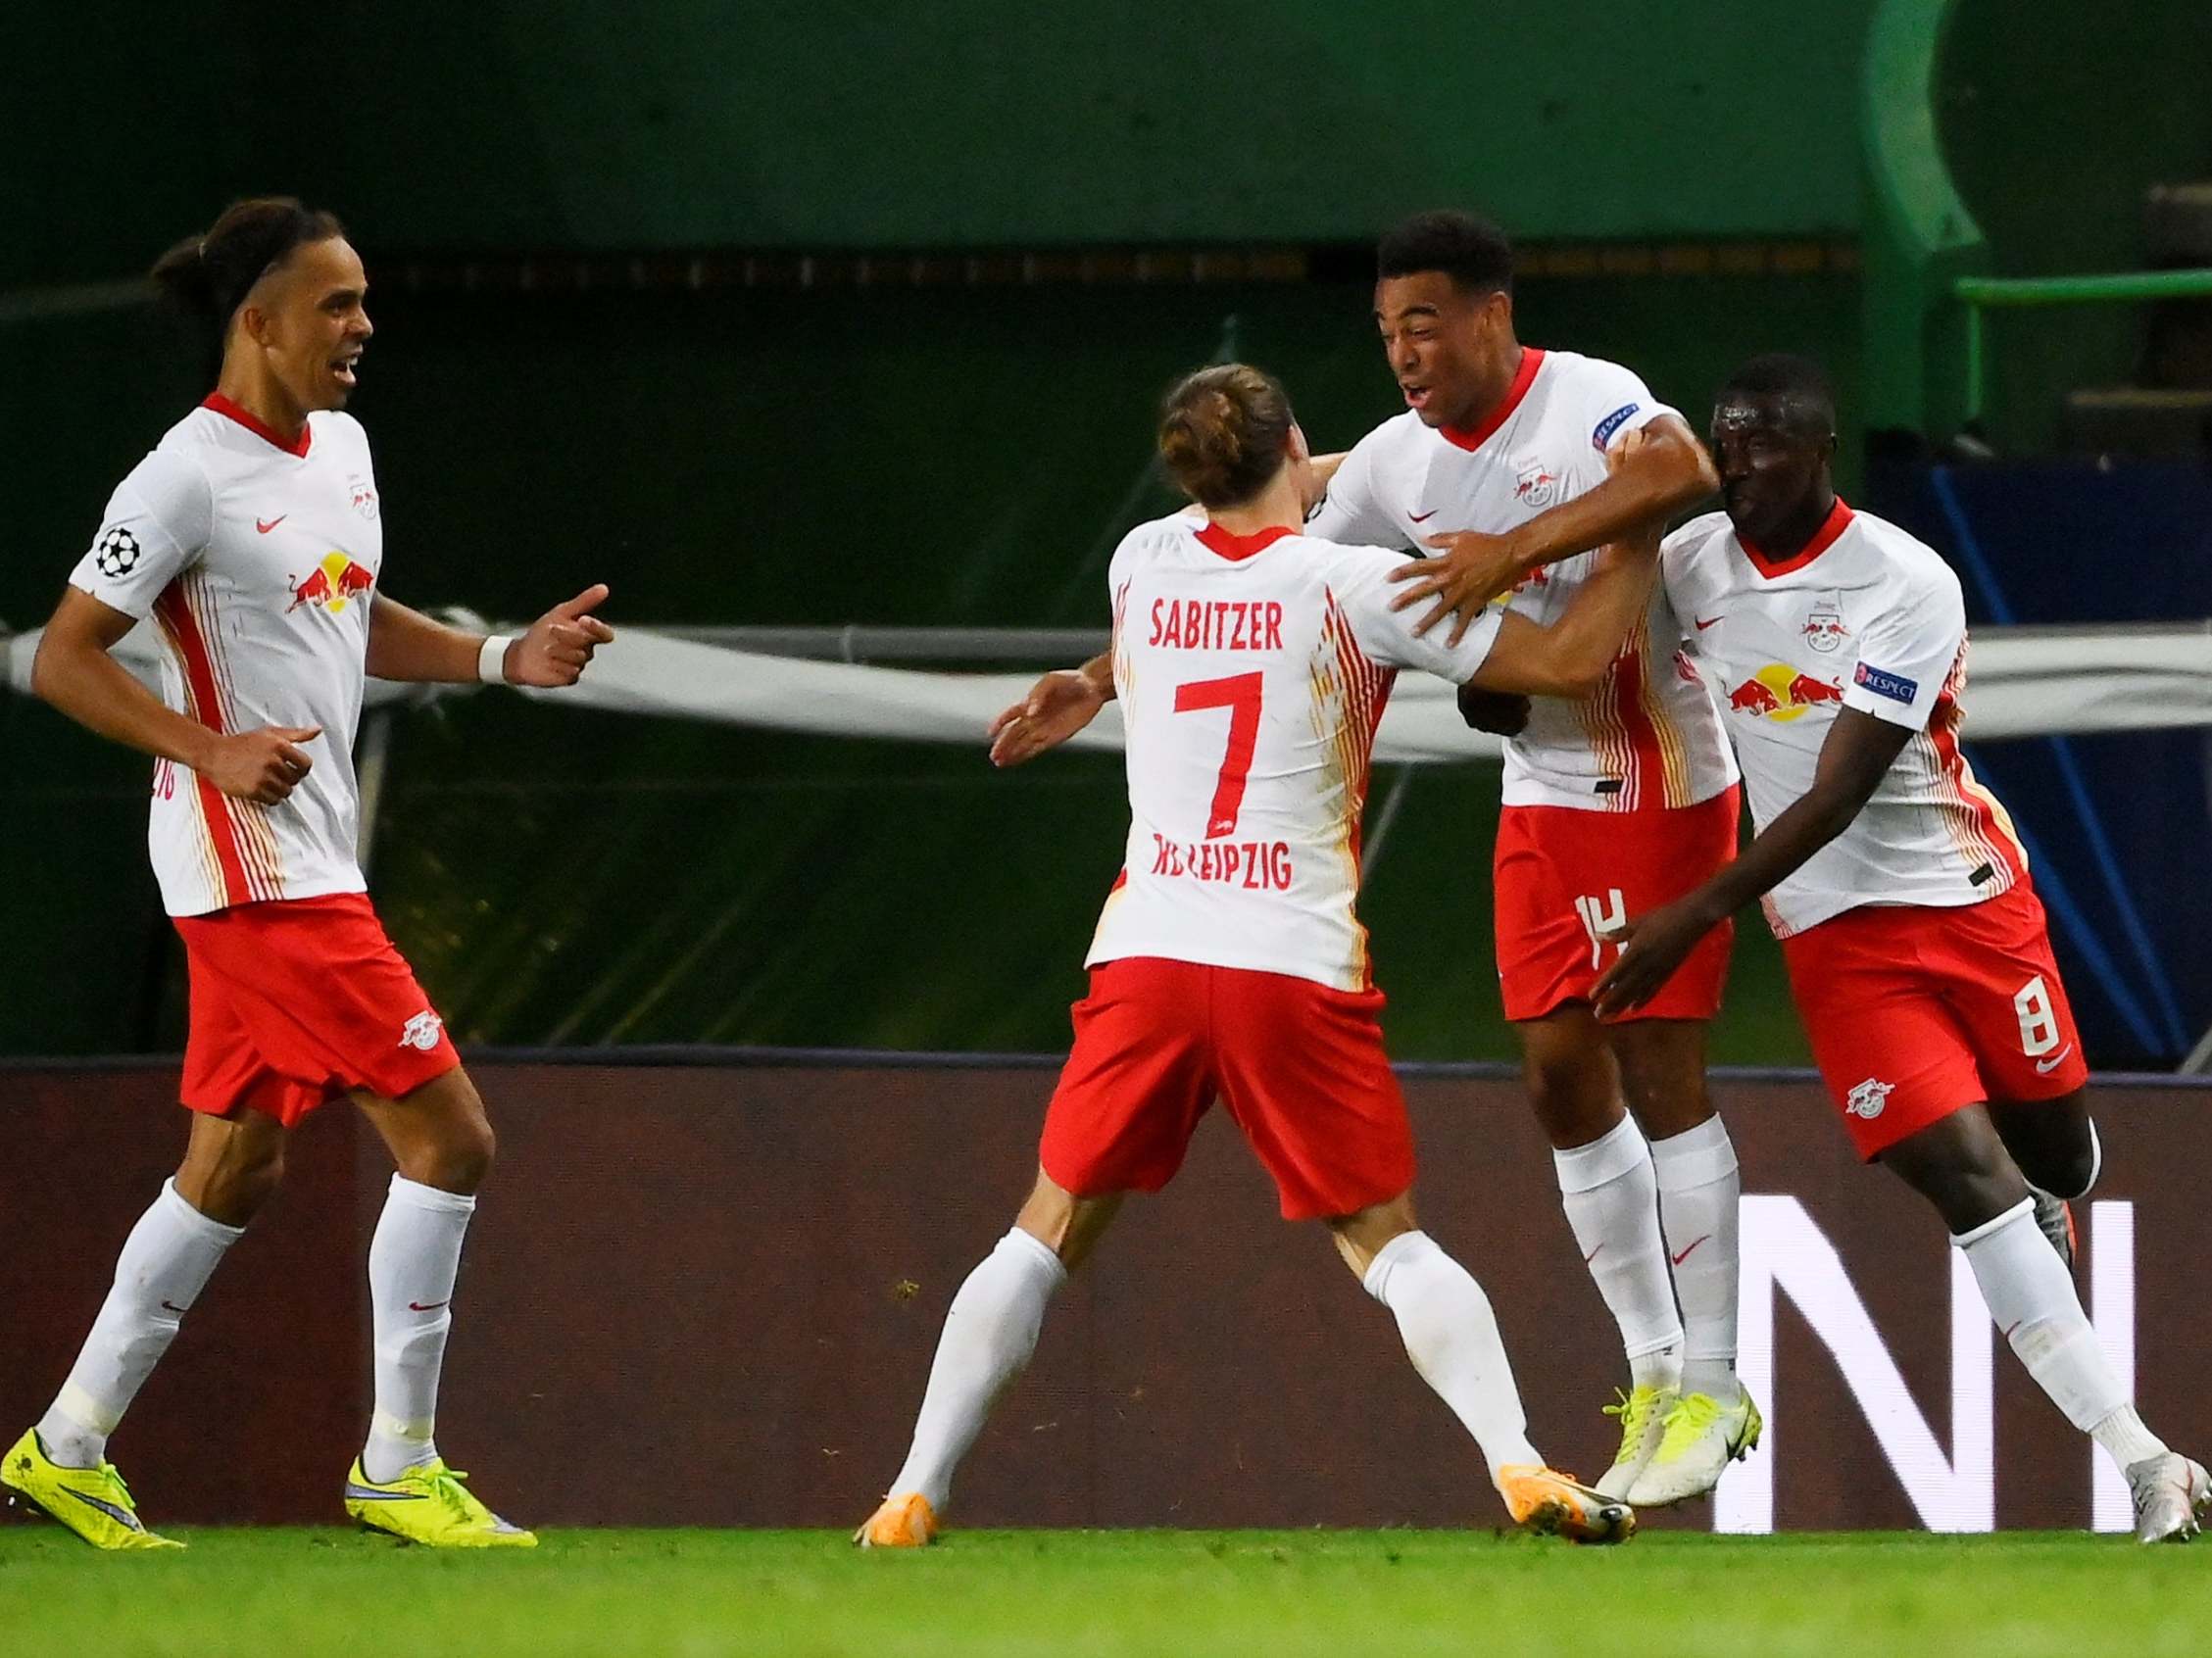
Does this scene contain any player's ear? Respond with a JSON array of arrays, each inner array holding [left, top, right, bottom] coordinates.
[[1286, 422, 1311, 465]]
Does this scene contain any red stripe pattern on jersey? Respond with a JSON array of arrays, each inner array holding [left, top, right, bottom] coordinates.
[[1579, 622, 1686, 811], [1315, 589, 1398, 986], [181, 571, 287, 901], [153, 580, 255, 908], [1919, 639, 2028, 888]]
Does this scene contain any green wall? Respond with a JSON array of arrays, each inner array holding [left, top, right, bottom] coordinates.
[[8, 2, 1881, 295]]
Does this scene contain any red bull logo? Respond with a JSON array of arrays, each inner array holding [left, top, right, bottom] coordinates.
[[288, 552, 376, 615], [1727, 663, 1843, 722]]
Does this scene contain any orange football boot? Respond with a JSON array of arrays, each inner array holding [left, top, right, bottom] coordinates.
[[1497, 1464, 1637, 1544], [853, 1491, 940, 1548]]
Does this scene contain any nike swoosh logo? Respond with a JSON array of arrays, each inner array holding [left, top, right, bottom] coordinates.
[[1409, 509, 1439, 523], [2035, 1044, 2074, 1075], [61, 1486, 145, 1531], [1695, 616, 1721, 631], [1583, 1243, 1603, 1265], [160, 1300, 188, 1314], [408, 1300, 450, 1313], [344, 1484, 428, 1502], [256, 515, 287, 534], [1671, 1235, 1712, 1267], [2002, 1319, 2024, 1341]]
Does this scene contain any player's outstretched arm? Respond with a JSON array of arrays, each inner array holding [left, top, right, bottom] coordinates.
[[1460, 524, 1660, 699], [366, 585, 614, 687], [1389, 414, 1717, 638], [1593, 707, 1913, 1018], [987, 653, 1113, 768], [32, 587, 321, 805]]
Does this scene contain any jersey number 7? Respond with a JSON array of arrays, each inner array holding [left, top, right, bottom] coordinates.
[[1174, 671, 1263, 840]]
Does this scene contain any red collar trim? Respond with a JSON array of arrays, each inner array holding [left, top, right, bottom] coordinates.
[[1439, 347, 1545, 453], [202, 392, 312, 459], [1193, 521, 1296, 562], [1741, 496, 1853, 578]]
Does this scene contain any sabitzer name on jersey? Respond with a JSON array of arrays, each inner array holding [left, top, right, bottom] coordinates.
[[1148, 598, 1285, 652], [1149, 833, 1295, 891]]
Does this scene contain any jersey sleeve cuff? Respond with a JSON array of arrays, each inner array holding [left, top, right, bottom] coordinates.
[[1842, 684, 1936, 731]]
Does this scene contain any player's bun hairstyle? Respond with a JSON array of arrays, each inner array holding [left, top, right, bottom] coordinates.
[[150, 197, 347, 328], [1157, 364, 1297, 510], [1376, 210, 1515, 296], [1718, 353, 1838, 434]]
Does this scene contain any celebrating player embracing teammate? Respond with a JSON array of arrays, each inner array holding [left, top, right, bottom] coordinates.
[[1593, 354, 2207, 1544], [4, 199, 614, 1549], [1000, 212, 1761, 1506], [860, 364, 1678, 1548]]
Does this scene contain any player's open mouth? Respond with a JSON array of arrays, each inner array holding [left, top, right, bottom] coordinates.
[[1400, 384, 1430, 410], [332, 350, 362, 386]]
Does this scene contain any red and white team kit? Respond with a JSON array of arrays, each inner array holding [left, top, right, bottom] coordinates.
[[1043, 513, 1501, 1219], [1309, 347, 1741, 1022], [1662, 500, 2086, 1154], [1054, 347, 2089, 1192], [71, 395, 459, 1126]]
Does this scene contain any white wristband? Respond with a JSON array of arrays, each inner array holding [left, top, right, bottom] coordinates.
[[477, 634, 514, 685]]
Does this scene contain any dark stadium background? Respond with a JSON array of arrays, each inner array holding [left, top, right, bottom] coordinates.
[[3, 0, 2207, 1070]]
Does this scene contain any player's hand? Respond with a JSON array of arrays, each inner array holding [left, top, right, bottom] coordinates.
[[1388, 528, 1527, 644], [1592, 894, 1723, 1020], [509, 584, 615, 687], [201, 725, 321, 805], [1455, 684, 1531, 737], [987, 667, 1108, 768]]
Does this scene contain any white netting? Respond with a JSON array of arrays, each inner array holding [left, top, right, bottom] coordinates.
[[8, 619, 2212, 760]]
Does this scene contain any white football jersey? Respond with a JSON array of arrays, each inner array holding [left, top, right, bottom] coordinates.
[[1088, 514, 1503, 991], [1660, 500, 2027, 938], [69, 395, 385, 918], [1309, 348, 1737, 812]]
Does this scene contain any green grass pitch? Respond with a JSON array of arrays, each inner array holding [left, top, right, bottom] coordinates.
[[4, 1526, 2210, 1657]]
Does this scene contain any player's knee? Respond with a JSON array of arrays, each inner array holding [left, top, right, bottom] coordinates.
[[2029, 1133, 2098, 1202], [406, 1112, 495, 1195], [188, 1143, 285, 1227], [1521, 1055, 1619, 1147]]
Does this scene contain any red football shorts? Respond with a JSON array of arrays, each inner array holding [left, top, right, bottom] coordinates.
[[1494, 785, 1739, 1022], [1038, 956, 1414, 1222], [1780, 880, 2089, 1159], [172, 892, 461, 1128]]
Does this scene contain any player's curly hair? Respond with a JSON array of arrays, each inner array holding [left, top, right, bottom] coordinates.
[[150, 197, 347, 329], [1377, 210, 1514, 296], [1157, 364, 1296, 510]]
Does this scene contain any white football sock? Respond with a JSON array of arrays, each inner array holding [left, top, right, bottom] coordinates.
[[1363, 1230, 1543, 1486], [37, 1178, 243, 1470], [362, 1174, 476, 1484], [888, 1227, 1066, 1510], [1649, 1114, 1742, 1397], [1553, 1114, 1684, 1389], [1955, 1197, 2161, 1472]]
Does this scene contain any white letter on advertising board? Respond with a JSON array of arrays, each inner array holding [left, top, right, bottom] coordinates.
[[1718, 1196, 1994, 1533], [2090, 1200, 2137, 1534]]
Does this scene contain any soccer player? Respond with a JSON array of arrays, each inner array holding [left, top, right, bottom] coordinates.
[[1001, 213, 1757, 1507], [860, 363, 1668, 1551], [2, 199, 614, 1550], [1593, 353, 2207, 1543]]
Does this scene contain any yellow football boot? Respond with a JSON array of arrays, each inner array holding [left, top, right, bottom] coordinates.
[[342, 1456, 536, 1547], [1, 1428, 183, 1550]]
